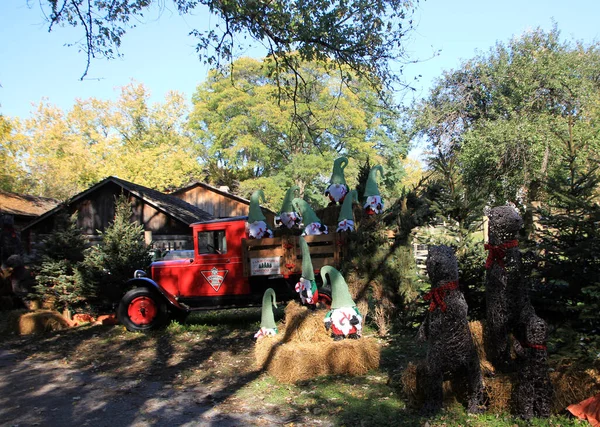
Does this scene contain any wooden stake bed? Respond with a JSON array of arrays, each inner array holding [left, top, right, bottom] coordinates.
[[242, 233, 346, 278]]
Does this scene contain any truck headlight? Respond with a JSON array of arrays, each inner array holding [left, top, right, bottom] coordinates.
[[134, 270, 147, 278]]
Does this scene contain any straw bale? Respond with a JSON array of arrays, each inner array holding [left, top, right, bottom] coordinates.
[[325, 338, 380, 376], [0, 309, 28, 335], [281, 301, 330, 343], [550, 361, 600, 413], [255, 336, 381, 383], [469, 320, 495, 375], [484, 373, 514, 413], [400, 361, 465, 409], [400, 322, 600, 415], [18, 310, 71, 335]]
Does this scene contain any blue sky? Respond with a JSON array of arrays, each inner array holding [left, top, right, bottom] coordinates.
[[1, 0, 599, 120]]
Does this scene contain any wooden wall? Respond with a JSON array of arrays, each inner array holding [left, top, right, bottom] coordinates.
[[24, 183, 194, 253], [175, 184, 276, 224]]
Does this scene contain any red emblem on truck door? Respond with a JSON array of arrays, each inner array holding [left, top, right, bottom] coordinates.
[[201, 267, 229, 292]]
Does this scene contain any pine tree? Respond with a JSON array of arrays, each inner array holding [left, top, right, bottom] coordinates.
[[34, 212, 88, 311], [535, 160, 600, 326], [79, 194, 152, 308]]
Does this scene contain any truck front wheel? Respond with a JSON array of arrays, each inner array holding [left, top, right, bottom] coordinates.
[[118, 287, 168, 332]]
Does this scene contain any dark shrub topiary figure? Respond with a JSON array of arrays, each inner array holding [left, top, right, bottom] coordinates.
[[417, 245, 485, 415], [513, 306, 553, 419], [484, 205, 530, 371]]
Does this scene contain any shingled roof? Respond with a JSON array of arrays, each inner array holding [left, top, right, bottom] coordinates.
[[23, 176, 213, 231], [0, 190, 59, 218]]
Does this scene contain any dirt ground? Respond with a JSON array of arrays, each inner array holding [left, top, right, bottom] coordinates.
[[0, 320, 334, 427]]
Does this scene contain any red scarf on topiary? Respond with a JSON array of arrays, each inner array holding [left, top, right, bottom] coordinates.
[[521, 341, 547, 351], [484, 240, 519, 269], [423, 280, 459, 312]]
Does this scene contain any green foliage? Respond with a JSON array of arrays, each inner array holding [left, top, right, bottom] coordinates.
[[343, 193, 431, 332], [79, 195, 152, 309], [33, 212, 88, 311], [38, 0, 418, 100], [189, 57, 409, 207], [411, 25, 600, 206], [533, 154, 600, 327], [5, 82, 203, 199]]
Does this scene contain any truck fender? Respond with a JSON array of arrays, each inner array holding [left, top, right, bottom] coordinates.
[[125, 277, 188, 312]]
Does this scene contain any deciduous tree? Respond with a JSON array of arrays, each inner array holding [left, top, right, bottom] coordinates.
[[411, 26, 600, 206], [189, 57, 409, 208], [34, 0, 418, 99]]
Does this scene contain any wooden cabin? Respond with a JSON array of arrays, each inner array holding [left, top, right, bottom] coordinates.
[[0, 190, 59, 232], [170, 182, 276, 224], [22, 177, 214, 255]]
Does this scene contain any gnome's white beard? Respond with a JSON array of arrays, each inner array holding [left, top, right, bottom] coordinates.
[[278, 212, 302, 229], [326, 184, 348, 203], [247, 221, 273, 239], [336, 219, 355, 232], [329, 307, 362, 337], [364, 195, 384, 214], [302, 222, 328, 236]]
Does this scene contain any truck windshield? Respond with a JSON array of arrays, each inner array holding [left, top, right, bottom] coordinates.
[[197, 230, 227, 255]]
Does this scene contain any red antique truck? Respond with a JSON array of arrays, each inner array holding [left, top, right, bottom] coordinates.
[[117, 215, 346, 331]]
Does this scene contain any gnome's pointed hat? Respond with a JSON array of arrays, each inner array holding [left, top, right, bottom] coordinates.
[[364, 165, 384, 197], [249, 190, 267, 223], [299, 236, 315, 281], [260, 288, 278, 329], [280, 186, 300, 214], [338, 190, 358, 222], [292, 198, 321, 225], [329, 157, 348, 185], [320, 266, 355, 308]]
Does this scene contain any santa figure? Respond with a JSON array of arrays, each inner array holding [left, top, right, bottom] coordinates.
[[292, 198, 328, 236], [337, 189, 358, 232], [363, 165, 384, 215], [321, 266, 362, 340], [325, 157, 349, 205], [275, 185, 302, 229], [246, 190, 274, 239], [295, 236, 319, 305], [254, 288, 278, 339]]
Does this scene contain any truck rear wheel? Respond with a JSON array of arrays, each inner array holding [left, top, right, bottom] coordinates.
[[118, 287, 168, 332]]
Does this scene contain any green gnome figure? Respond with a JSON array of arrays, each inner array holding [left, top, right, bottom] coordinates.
[[292, 198, 328, 236], [254, 288, 278, 339], [246, 190, 274, 239], [321, 266, 362, 340], [337, 189, 358, 232], [363, 165, 384, 215], [295, 236, 320, 305], [325, 157, 349, 205], [276, 185, 302, 229]]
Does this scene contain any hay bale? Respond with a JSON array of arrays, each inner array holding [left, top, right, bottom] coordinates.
[[399, 361, 465, 409], [255, 336, 380, 383], [469, 320, 495, 375], [18, 310, 71, 335], [551, 361, 600, 413], [281, 301, 330, 343], [400, 362, 419, 406], [485, 373, 514, 413], [0, 309, 29, 335]]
